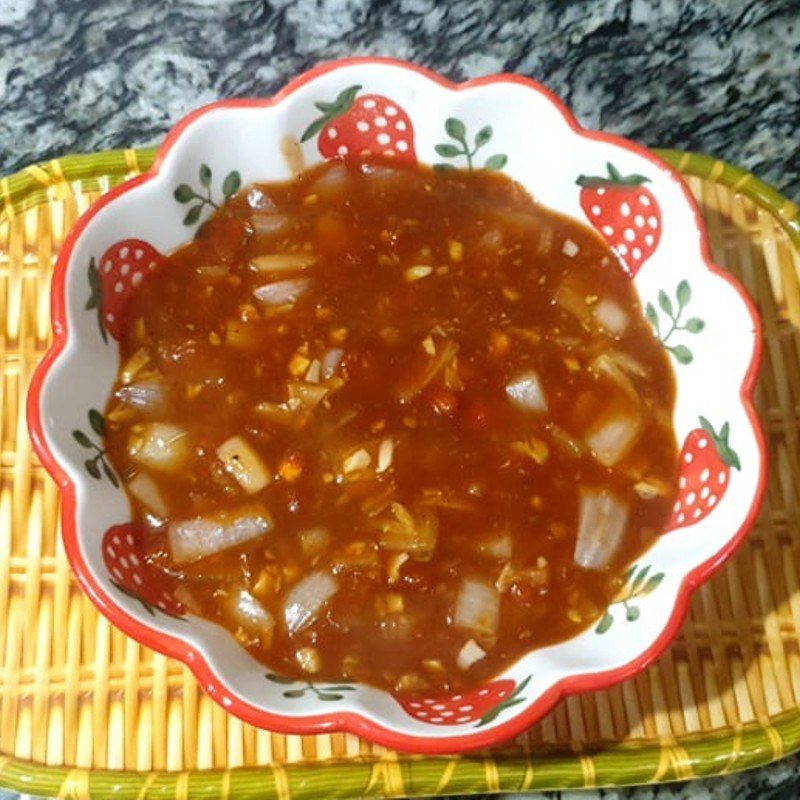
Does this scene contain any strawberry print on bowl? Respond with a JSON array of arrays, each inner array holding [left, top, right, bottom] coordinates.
[[87, 239, 163, 342], [301, 85, 417, 165], [577, 162, 662, 277], [103, 523, 186, 618], [27, 59, 765, 754]]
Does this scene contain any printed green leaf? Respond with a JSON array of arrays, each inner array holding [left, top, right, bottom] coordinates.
[[630, 565, 651, 594], [300, 115, 330, 143], [626, 605, 641, 622], [102, 460, 119, 488], [642, 573, 665, 595], [88, 409, 105, 436], [435, 143, 462, 158], [266, 673, 295, 685], [283, 689, 306, 699], [645, 302, 660, 335], [624, 564, 637, 584], [72, 430, 93, 448], [173, 184, 194, 203], [324, 685, 356, 691], [484, 153, 508, 171], [676, 280, 691, 310], [85, 459, 101, 479], [607, 162, 623, 183], [300, 85, 362, 142], [445, 117, 466, 143], [474, 125, 493, 149], [317, 692, 344, 701], [595, 611, 614, 634], [223, 171, 242, 198], [684, 317, 705, 333], [658, 289, 673, 318], [199, 164, 212, 188], [669, 344, 693, 364], [183, 205, 203, 226], [433, 163, 456, 172]]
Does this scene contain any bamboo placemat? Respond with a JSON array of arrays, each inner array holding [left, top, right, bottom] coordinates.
[[0, 148, 798, 798]]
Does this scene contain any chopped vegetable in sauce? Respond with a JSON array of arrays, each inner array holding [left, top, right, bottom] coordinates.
[[103, 158, 678, 693]]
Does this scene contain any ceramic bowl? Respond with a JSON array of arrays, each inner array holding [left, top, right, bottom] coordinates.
[[27, 58, 766, 753]]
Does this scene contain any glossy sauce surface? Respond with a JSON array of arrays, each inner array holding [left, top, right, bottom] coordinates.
[[104, 160, 678, 693]]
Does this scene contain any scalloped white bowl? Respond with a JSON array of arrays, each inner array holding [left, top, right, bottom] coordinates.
[[27, 58, 765, 753]]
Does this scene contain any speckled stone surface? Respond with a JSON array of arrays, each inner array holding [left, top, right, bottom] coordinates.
[[1, 1, 799, 798]]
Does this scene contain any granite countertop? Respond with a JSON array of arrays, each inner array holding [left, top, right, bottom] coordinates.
[[1, 1, 799, 799]]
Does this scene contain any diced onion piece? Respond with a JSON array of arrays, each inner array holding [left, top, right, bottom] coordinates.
[[299, 527, 330, 558], [555, 279, 591, 323], [505, 370, 547, 413], [479, 533, 512, 560], [546, 422, 585, 458], [115, 381, 165, 412], [254, 400, 309, 430], [310, 163, 349, 195], [253, 277, 311, 306], [226, 588, 275, 635], [609, 350, 649, 377], [396, 338, 459, 403], [216, 435, 272, 494], [322, 348, 344, 378], [250, 214, 290, 236], [585, 409, 642, 467], [127, 472, 168, 518], [457, 639, 487, 670], [594, 299, 629, 336], [287, 381, 328, 409], [387, 552, 409, 584], [128, 423, 189, 473], [343, 448, 371, 473], [169, 506, 272, 564], [283, 571, 338, 635], [590, 353, 638, 400], [304, 359, 321, 384], [378, 503, 438, 560], [120, 348, 150, 384], [249, 253, 316, 272], [376, 438, 394, 473], [454, 579, 500, 638], [575, 490, 629, 570]]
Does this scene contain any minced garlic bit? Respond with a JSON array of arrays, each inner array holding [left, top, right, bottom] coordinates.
[[403, 265, 433, 282], [448, 240, 463, 261], [376, 438, 394, 473], [343, 448, 371, 473], [421, 335, 436, 355], [502, 286, 520, 302], [296, 646, 322, 673], [288, 352, 310, 376], [562, 238, 580, 257]]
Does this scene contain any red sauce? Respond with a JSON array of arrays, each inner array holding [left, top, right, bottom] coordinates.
[[104, 159, 678, 693]]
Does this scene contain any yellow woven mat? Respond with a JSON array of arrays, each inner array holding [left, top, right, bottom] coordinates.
[[0, 149, 798, 797]]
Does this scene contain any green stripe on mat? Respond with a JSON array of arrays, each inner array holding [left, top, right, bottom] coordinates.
[[0, 708, 797, 797], [0, 146, 797, 797]]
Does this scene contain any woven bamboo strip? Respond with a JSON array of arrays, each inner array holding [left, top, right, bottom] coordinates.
[[0, 149, 796, 797]]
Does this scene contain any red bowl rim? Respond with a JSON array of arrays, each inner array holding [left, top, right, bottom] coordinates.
[[26, 56, 767, 754]]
